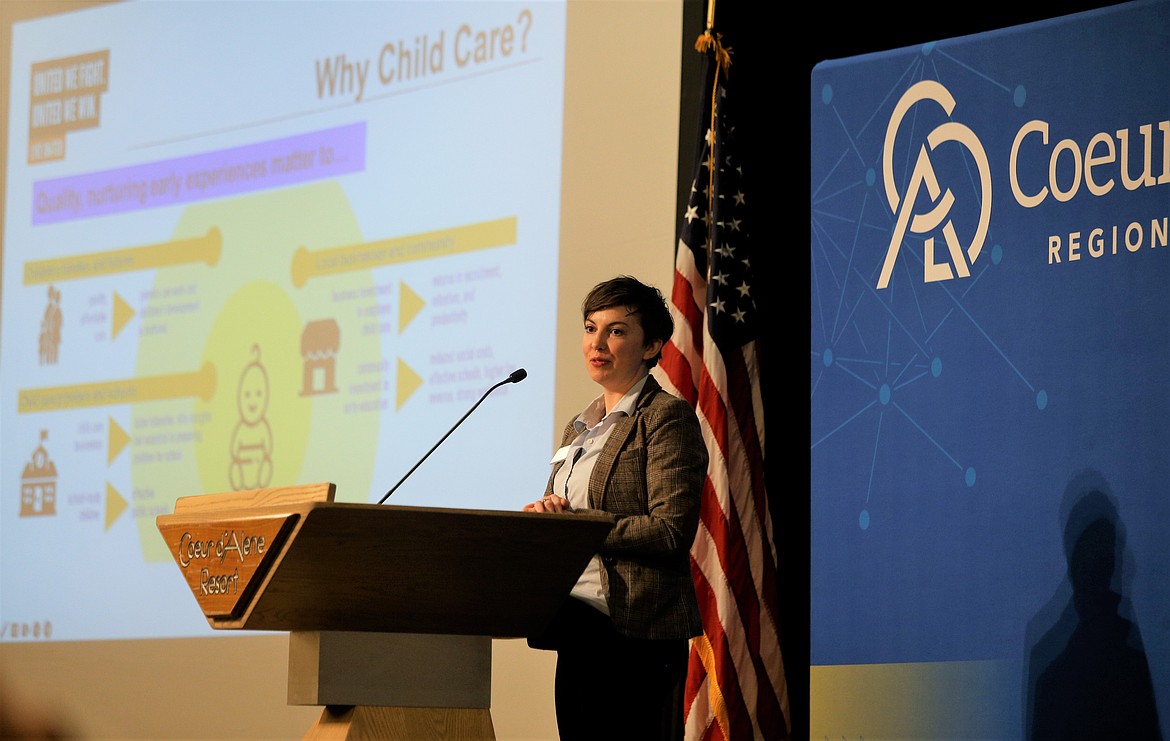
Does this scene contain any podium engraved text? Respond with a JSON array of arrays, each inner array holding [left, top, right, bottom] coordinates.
[[159, 514, 296, 619]]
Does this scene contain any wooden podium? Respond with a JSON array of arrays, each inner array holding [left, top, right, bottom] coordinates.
[[156, 482, 613, 740]]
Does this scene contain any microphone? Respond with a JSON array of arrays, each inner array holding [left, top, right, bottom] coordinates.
[[377, 368, 527, 504]]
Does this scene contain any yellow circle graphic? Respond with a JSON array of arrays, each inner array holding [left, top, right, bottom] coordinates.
[[133, 182, 383, 561], [195, 280, 308, 494]]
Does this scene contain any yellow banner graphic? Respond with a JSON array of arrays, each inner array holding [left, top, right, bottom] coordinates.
[[291, 216, 516, 287], [18, 363, 217, 413], [24, 228, 222, 285]]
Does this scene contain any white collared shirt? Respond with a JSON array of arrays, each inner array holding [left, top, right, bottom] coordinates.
[[550, 375, 649, 614]]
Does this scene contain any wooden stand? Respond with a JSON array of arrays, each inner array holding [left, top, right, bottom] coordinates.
[[304, 707, 495, 741], [157, 483, 612, 740]]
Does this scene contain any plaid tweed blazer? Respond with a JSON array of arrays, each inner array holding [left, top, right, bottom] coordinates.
[[545, 374, 707, 640]]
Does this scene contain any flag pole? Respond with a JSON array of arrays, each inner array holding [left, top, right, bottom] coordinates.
[[693, 7, 731, 285]]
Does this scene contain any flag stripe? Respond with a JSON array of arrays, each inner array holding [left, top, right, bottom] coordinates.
[[695, 370, 777, 740], [672, 258, 706, 354], [727, 344, 788, 728], [690, 542, 755, 740], [662, 254, 707, 402], [690, 632, 729, 739]]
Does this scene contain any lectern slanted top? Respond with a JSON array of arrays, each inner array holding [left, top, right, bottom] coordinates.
[[156, 481, 614, 636]]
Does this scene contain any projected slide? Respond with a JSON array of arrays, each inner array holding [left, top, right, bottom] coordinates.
[[1, 2, 565, 641]]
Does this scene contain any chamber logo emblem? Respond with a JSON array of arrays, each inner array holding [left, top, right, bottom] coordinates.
[[877, 80, 992, 289]]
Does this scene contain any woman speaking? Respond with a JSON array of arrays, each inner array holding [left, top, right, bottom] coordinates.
[[525, 275, 708, 741]]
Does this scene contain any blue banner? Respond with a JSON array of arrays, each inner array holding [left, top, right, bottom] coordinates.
[[810, 1, 1170, 736]]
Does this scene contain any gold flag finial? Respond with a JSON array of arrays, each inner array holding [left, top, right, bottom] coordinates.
[[694, 0, 731, 76], [695, 31, 732, 76]]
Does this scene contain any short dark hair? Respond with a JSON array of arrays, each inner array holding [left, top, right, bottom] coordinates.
[[581, 275, 673, 367]]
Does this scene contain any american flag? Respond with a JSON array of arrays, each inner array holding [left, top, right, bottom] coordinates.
[[654, 32, 790, 741]]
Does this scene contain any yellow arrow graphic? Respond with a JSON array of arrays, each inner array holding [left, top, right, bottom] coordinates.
[[291, 217, 516, 287], [112, 291, 135, 339], [396, 358, 423, 410], [107, 416, 130, 464], [399, 280, 426, 334], [18, 363, 216, 413], [105, 482, 128, 531], [23, 227, 222, 285]]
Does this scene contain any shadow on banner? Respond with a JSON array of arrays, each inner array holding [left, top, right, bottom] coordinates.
[[1023, 470, 1161, 739]]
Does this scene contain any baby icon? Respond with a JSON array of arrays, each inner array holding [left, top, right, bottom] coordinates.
[[229, 344, 274, 490]]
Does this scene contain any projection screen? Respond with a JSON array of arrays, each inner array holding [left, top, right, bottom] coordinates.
[[1, 0, 685, 648]]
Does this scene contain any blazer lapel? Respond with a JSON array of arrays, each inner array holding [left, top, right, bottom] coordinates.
[[588, 379, 658, 509]]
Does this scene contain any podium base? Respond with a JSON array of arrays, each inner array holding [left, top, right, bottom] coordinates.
[[303, 706, 496, 741]]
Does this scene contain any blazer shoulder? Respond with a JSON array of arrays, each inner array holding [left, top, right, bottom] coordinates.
[[638, 378, 697, 417], [632, 385, 701, 440]]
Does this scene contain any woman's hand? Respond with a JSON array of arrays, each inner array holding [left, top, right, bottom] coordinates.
[[523, 494, 572, 513]]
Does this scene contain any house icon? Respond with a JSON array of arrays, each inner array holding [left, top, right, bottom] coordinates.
[[20, 430, 57, 517], [300, 318, 340, 396]]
